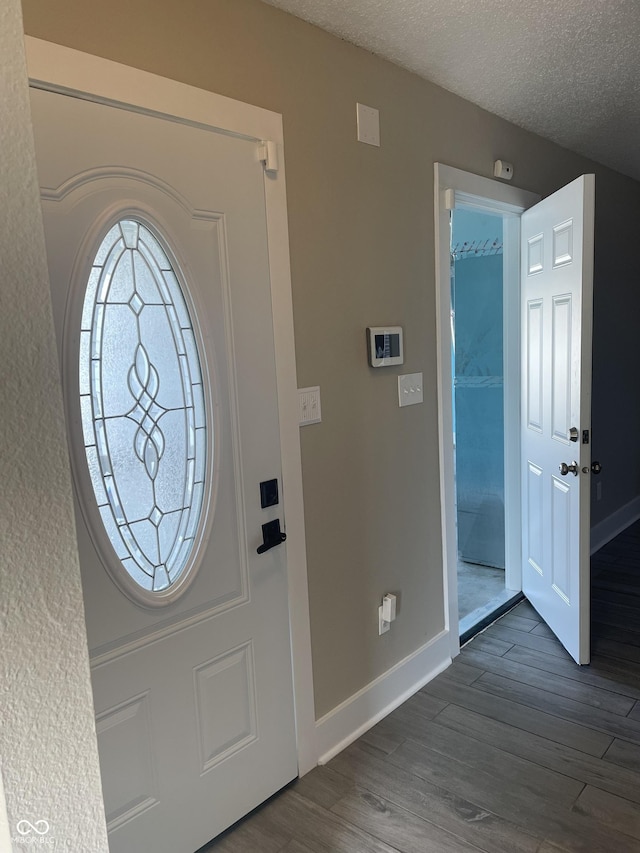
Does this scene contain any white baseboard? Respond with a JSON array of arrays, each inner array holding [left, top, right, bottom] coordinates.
[[591, 496, 640, 555], [315, 630, 451, 765]]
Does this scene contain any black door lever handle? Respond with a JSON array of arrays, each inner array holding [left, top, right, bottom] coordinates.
[[257, 519, 287, 554]]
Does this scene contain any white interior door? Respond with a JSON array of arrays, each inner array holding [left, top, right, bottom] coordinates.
[[30, 84, 298, 853], [521, 175, 595, 664]]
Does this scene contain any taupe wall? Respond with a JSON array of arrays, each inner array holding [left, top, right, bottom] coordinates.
[[22, 0, 640, 718]]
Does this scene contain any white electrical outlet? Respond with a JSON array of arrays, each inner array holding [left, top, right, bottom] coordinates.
[[382, 593, 396, 622], [378, 605, 390, 635]]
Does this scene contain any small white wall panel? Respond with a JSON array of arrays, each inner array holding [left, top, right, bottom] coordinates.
[[194, 642, 257, 773], [96, 693, 158, 831], [552, 295, 572, 443], [527, 463, 544, 575], [551, 477, 572, 604], [527, 300, 544, 432], [553, 219, 573, 267]]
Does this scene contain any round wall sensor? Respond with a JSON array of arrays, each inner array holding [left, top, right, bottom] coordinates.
[[494, 159, 514, 180]]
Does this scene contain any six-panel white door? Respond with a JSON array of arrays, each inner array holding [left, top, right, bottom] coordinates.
[[30, 86, 298, 852], [521, 175, 595, 664]]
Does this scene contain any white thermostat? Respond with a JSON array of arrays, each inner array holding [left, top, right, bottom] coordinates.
[[367, 326, 404, 368]]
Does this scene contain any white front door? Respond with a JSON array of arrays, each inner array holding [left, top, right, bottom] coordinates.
[[31, 83, 298, 852], [521, 175, 595, 664]]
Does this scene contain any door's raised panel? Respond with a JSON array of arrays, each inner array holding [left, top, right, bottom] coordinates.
[[527, 299, 544, 432], [96, 693, 159, 831], [527, 462, 544, 575], [553, 219, 573, 268], [551, 476, 571, 605], [552, 295, 572, 443], [194, 641, 257, 774], [527, 233, 544, 275]]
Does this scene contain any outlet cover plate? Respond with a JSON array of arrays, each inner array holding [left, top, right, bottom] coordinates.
[[298, 386, 321, 426]]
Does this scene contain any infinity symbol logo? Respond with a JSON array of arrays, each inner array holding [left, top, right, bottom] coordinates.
[[16, 819, 50, 836]]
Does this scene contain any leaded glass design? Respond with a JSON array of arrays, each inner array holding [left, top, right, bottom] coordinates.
[[80, 218, 207, 594]]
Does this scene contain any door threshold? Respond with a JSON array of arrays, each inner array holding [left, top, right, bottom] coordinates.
[[460, 591, 524, 646]]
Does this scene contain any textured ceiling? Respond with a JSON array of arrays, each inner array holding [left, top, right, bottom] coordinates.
[[263, 0, 640, 182]]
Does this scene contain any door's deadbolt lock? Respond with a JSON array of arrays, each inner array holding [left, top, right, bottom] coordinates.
[[559, 461, 579, 476], [569, 427, 579, 442], [591, 461, 602, 474]]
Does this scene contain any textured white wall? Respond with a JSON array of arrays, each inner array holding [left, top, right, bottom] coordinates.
[[0, 2, 109, 849]]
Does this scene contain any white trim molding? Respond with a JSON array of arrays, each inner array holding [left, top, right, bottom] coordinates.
[[25, 37, 282, 142], [591, 496, 640, 555], [25, 36, 318, 776], [315, 630, 451, 765]]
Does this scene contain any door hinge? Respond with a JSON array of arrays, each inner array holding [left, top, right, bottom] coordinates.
[[258, 140, 279, 174]]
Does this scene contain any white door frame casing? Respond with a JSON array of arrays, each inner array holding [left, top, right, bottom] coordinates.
[[26, 36, 318, 775], [434, 164, 540, 657]]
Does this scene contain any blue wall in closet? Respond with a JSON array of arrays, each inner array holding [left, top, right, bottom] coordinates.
[[452, 210, 505, 568]]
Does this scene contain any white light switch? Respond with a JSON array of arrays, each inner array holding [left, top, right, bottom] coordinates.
[[398, 373, 423, 407], [298, 386, 322, 426], [356, 103, 380, 147]]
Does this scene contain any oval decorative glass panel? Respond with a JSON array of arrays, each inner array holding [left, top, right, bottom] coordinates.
[[80, 218, 208, 596]]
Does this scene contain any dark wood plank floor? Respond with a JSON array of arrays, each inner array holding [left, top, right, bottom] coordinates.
[[205, 521, 640, 852]]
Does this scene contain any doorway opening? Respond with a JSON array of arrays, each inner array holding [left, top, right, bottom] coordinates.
[[450, 207, 521, 639], [436, 164, 594, 663]]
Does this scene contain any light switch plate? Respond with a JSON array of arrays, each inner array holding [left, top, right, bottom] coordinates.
[[356, 103, 380, 147], [298, 386, 321, 425], [398, 373, 423, 407]]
